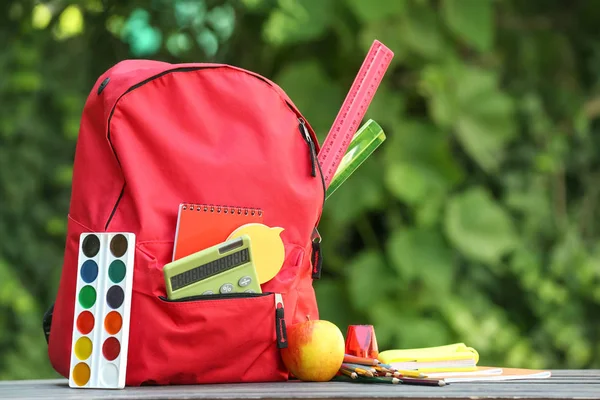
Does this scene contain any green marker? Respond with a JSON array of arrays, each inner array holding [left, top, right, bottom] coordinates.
[[326, 119, 386, 199]]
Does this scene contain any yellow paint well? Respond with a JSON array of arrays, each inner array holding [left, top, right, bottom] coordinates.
[[74, 336, 93, 360]]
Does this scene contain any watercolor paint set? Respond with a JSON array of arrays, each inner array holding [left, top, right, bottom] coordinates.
[[68, 232, 135, 389]]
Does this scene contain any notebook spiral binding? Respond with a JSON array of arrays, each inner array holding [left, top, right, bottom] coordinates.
[[181, 203, 263, 217]]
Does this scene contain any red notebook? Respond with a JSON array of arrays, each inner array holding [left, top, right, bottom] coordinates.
[[172, 203, 264, 260]]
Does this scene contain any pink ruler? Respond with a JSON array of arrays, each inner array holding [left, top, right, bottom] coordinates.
[[318, 40, 394, 188]]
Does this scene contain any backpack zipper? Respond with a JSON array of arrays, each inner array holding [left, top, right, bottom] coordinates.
[[298, 118, 326, 205], [311, 227, 323, 279], [298, 118, 317, 177], [299, 118, 326, 279], [275, 293, 288, 348], [158, 292, 269, 302]]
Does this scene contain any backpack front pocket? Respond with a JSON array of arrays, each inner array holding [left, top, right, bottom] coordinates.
[[127, 242, 288, 385]]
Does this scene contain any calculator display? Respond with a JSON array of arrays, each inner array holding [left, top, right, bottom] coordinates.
[[170, 248, 249, 291]]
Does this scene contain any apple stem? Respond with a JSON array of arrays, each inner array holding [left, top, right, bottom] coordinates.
[[306, 315, 311, 321]]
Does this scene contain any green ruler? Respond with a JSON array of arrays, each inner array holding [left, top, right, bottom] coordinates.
[[325, 119, 386, 199]]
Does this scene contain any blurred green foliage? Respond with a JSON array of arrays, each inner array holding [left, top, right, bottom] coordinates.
[[1, 0, 600, 380]]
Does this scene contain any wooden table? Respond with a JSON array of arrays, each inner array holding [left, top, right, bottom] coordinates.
[[2, 370, 599, 400]]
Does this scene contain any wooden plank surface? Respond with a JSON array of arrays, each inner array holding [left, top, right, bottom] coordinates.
[[2, 370, 600, 400]]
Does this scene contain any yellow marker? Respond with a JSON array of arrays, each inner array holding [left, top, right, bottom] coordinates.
[[227, 223, 285, 284]]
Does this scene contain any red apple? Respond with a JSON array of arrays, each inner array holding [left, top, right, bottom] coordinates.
[[281, 317, 345, 382]]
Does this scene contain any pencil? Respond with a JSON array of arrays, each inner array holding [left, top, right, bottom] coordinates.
[[333, 373, 445, 386], [379, 366, 425, 378], [369, 376, 401, 384], [339, 368, 358, 379], [376, 362, 425, 376], [343, 354, 380, 365], [393, 370, 426, 379], [373, 365, 397, 376], [363, 375, 444, 386], [341, 363, 374, 377], [397, 377, 446, 387], [356, 376, 401, 385], [343, 362, 376, 373], [356, 368, 374, 377], [332, 374, 355, 383]]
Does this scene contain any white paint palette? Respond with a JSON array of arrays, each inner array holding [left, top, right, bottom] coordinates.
[[68, 232, 135, 389]]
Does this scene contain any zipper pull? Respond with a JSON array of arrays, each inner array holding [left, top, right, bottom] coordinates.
[[298, 118, 317, 177], [311, 228, 323, 279], [275, 293, 288, 348]]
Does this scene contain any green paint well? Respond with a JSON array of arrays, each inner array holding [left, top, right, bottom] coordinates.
[[108, 260, 126, 283], [78, 285, 96, 309]]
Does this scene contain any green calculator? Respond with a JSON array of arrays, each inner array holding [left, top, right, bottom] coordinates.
[[163, 235, 262, 300]]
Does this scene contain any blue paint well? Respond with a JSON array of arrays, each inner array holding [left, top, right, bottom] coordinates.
[[80, 260, 98, 283]]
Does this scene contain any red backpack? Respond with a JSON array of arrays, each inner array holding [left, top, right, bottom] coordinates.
[[45, 60, 325, 385]]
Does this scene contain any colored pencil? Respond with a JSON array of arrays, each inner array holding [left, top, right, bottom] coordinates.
[[340, 366, 365, 377], [357, 368, 374, 378], [397, 377, 446, 387], [368, 376, 401, 385], [341, 363, 374, 377], [334, 371, 446, 386], [373, 365, 395, 375], [332, 374, 359, 383], [339, 368, 358, 379], [354, 376, 401, 385], [393, 370, 426, 379], [377, 362, 425, 375], [368, 376, 445, 386], [343, 354, 380, 365], [343, 362, 376, 373], [339, 366, 359, 376]]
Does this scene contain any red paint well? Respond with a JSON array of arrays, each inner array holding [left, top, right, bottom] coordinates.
[[102, 337, 120, 361], [76, 311, 94, 335]]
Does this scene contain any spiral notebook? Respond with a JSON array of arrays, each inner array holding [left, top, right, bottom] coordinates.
[[172, 203, 263, 261]]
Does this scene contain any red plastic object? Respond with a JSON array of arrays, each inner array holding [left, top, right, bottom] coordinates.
[[345, 325, 379, 359]]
